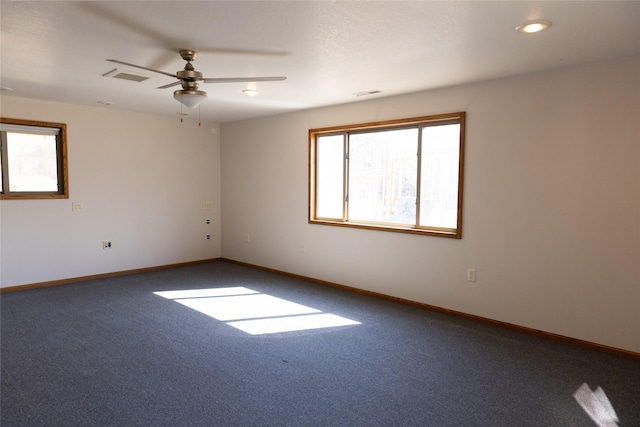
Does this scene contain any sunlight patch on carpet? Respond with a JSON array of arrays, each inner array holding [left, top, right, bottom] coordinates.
[[153, 287, 360, 335], [175, 294, 321, 321], [228, 313, 360, 335], [574, 383, 619, 427], [154, 287, 258, 299]]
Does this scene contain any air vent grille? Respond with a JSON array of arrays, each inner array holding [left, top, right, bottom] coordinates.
[[353, 90, 381, 97], [103, 68, 153, 83], [113, 72, 149, 82]]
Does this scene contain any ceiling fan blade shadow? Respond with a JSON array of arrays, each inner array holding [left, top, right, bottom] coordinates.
[[157, 81, 182, 89], [77, 3, 289, 58], [106, 59, 177, 78], [202, 77, 287, 83], [77, 2, 182, 48]]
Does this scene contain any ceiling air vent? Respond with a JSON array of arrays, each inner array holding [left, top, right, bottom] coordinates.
[[103, 68, 154, 83], [353, 90, 381, 97]]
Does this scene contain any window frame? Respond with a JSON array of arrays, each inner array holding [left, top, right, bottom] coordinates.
[[309, 112, 466, 239], [0, 117, 69, 200]]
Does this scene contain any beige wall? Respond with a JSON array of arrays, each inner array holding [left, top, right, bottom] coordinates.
[[1, 58, 638, 353], [0, 98, 222, 287], [220, 58, 640, 353]]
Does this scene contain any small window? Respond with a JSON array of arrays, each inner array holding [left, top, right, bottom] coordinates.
[[0, 118, 68, 199], [309, 112, 465, 238]]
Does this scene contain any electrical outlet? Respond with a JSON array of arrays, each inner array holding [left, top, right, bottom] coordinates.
[[467, 268, 477, 282], [102, 241, 112, 250], [206, 234, 211, 240], [205, 218, 211, 224], [72, 202, 83, 212]]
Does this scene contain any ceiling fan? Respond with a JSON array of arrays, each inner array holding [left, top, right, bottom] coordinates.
[[107, 49, 286, 108]]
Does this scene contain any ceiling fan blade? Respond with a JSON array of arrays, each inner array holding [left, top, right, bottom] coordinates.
[[106, 59, 177, 78], [202, 76, 287, 83], [157, 81, 181, 89]]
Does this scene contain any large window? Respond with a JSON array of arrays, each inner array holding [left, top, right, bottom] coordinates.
[[0, 118, 68, 199], [309, 112, 465, 238]]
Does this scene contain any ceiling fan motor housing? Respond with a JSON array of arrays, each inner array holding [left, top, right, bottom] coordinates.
[[177, 68, 203, 82], [180, 80, 201, 90]]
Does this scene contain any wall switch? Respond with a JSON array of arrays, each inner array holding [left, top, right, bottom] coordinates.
[[245, 234, 250, 243], [102, 241, 112, 250], [467, 268, 477, 282], [200, 201, 212, 210]]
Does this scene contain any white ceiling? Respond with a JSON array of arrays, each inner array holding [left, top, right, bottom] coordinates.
[[1, 1, 639, 123]]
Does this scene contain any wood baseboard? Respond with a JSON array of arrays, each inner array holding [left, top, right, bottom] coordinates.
[[223, 258, 640, 361], [0, 258, 222, 293]]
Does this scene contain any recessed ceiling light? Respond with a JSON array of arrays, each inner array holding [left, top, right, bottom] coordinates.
[[516, 21, 552, 33], [1, 87, 13, 92], [97, 101, 115, 106], [242, 89, 259, 96]]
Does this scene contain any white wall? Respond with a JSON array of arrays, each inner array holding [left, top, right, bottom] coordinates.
[[221, 58, 640, 353], [0, 97, 221, 287]]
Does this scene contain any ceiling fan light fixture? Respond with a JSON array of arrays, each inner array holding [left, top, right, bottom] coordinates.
[[174, 89, 207, 108]]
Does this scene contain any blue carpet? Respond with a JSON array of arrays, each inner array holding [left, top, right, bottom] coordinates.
[[2, 261, 639, 426]]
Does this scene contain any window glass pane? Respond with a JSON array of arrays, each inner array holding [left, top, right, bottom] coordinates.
[[7, 132, 59, 192], [419, 124, 460, 228], [349, 128, 417, 225], [316, 134, 344, 219]]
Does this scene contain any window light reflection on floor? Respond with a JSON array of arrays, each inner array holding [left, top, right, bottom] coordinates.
[[153, 287, 360, 335]]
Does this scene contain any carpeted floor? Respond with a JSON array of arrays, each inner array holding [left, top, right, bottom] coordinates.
[[1, 261, 638, 426]]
